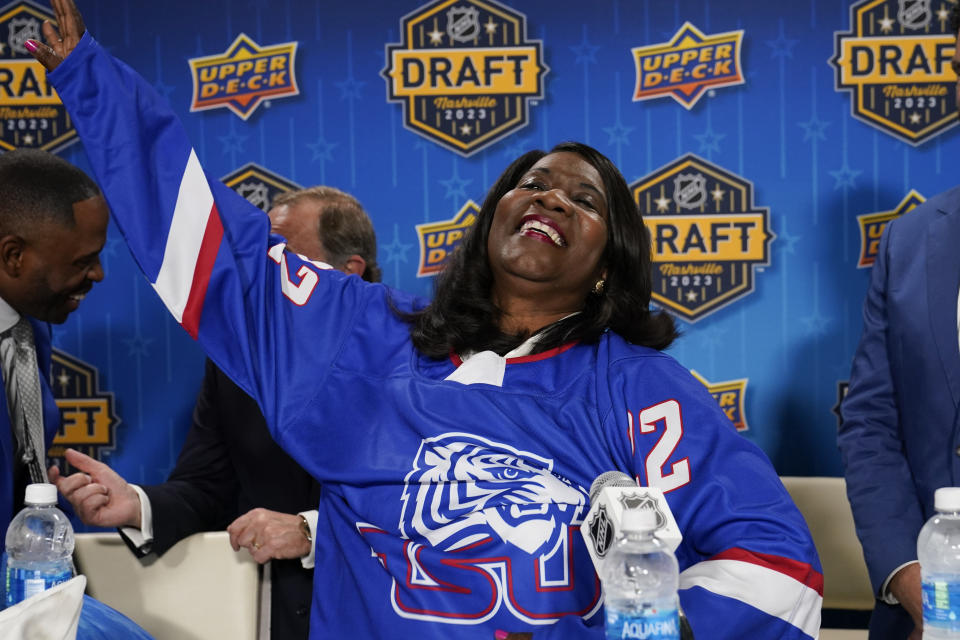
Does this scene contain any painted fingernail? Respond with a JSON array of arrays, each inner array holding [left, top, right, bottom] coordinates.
[[494, 631, 509, 640], [24, 39, 38, 53]]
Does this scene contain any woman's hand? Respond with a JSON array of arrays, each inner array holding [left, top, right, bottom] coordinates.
[[25, 0, 85, 72]]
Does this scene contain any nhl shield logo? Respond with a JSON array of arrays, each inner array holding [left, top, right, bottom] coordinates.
[[673, 173, 708, 210], [382, 0, 548, 156], [619, 493, 667, 529], [7, 15, 38, 53], [830, 0, 958, 146], [0, 0, 78, 153], [221, 163, 301, 212], [632, 154, 774, 323], [897, 0, 931, 29], [587, 504, 615, 557]]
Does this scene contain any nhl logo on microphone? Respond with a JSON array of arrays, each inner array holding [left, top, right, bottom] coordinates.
[[587, 505, 615, 558]]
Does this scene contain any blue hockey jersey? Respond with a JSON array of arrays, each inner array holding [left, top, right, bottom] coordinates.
[[49, 33, 822, 639]]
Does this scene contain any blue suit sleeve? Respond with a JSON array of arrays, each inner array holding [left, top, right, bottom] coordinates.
[[838, 217, 924, 595]]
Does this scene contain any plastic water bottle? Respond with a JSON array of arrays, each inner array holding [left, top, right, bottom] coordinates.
[[4, 483, 75, 607], [919, 487, 960, 639], [602, 508, 680, 640]]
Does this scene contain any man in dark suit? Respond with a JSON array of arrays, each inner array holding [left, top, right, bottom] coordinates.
[[0, 149, 106, 555], [839, 9, 960, 639], [51, 186, 380, 639]]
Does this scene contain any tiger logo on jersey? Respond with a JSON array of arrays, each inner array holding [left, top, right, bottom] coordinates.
[[831, 0, 959, 145], [0, 0, 77, 152], [857, 190, 924, 267], [400, 433, 587, 556]]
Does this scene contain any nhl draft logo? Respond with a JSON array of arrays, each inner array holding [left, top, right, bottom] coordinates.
[[48, 349, 121, 473], [382, 0, 548, 156], [831, 0, 959, 146], [691, 370, 749, 432], [221, 163, 301, 211], [631, 154, 774, 323], [587, 504, 615, 558], [0, 0, 77, 152], [857, 190, 924, 267], [632, 22, 745, 109], [189, 34, 299, 120], [416, 200, 479, 276]]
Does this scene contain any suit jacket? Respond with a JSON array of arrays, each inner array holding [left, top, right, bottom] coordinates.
[[839, 185, 960, 639], [119, 359, 321, 640], [0, 318, 62, 556]]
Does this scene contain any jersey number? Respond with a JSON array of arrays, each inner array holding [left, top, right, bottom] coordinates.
[[633, 399, 691, 492]]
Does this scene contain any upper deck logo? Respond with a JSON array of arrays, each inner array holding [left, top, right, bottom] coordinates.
[[0, 0, 76, 152], [382, 0, 548, 156], [631, 154, 774, 323], [222, 163, 301, 211], [48, 349, 120, 473], [189, 34, 299, 120], [830, 0, 958, 146], [416, 199, 479, 276], [857, 190, 924, 267], [632, 22, 744, 109], [691, 370, 749, 431]]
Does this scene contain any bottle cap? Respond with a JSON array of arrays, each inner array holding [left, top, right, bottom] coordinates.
[[24, 483, 57, 505], [621, 508, 658, 532], [935, 487, 960, 512]]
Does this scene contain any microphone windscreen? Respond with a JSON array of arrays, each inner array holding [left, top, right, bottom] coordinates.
[[588, 470, 635, 504]]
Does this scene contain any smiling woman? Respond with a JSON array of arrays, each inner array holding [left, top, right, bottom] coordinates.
[[28, 1, 825, 638]]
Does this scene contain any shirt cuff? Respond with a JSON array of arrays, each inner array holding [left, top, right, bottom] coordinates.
[[881, 560, 919, 605], [119, 484, 154, 551], [299, 510, 318, 569]]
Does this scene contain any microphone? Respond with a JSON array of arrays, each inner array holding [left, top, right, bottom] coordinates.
[[580, 471, 683, 574]]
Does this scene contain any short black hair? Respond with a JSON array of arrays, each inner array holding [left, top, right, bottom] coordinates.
[[407, 141, 677, 359], [273, 186, 381, 283], [0, 150, 100, 236], [951, 1, 960, 35]]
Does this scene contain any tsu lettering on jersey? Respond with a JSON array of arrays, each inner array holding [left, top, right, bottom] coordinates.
[[0, 0, 76, 152], [831, 0, 959, 145], [632, 22, 744, 109], [691, 370, 749, 432], [631, 154, 774, 323], [48, 349, 120, 473], [416, 200, 479, 276], [358, 432, 601, 625], [382, 0, 548, 156], [188, 34, 299, 120], [857, 190, 924, 268], [221, 163, 301, 212]]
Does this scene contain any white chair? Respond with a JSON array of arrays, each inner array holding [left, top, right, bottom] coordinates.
[[781, 476, 874, 640], [72, 531, 260, 640]]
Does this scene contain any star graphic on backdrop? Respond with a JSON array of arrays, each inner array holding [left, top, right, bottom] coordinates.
[[219, 129, 249, 155], [570, 30, 599, 65], [484, 17, 497, 35], [602, 120, 635, 146], [336, 77, 365, 101], [153, 79, 174, 100], [428, 28, 443, 45], [938, 8, 950, 21], [383, 227, 413, 265], [99, 236, 122, 262], [909, 112, 922, 124], [440, 171, 473, 202], [800, 311, 831, 336], [699, 325, 728, 349], [685, 291, 698, 302], [57, 371, 70, 395], [879, 16, 895, 32], [0, 43, 7, 55], [798, 115, 831, 142], [765, 31, 799, 60], [21, 134, 33, 145], [460, 123, 472, 136], [503, 137, 531, 159], [694, 125, 726, 155], [307, 136, 338, 163], [829, 163, 862, 190], [123, 334, 155, 358], [778, 228, 801, 254], [711, 186, 725, 203], [654, 195, 671, 212]]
